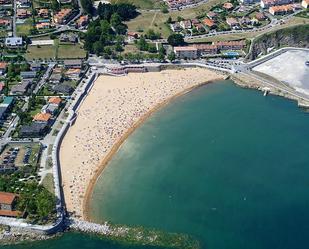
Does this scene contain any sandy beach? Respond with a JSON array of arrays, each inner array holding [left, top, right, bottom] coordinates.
[[59, 67, 224, 220]]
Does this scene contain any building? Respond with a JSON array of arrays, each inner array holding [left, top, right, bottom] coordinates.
[[53, 84, 74, 94], [226, 17, 239, 28], [174, 46, 198, 59], [20, 71, 37, 79], [38, 8, 49, 18], [0, 96, 14, 121], [16, 9, 31, 18], [53, 8, 72, 24], [64, 68, 81, 79], [33, 112, 52, 123], [41, 103, 58, 115], [0, 192, 21, 217], [5, 37, 23, 48], [76, 15, 88, 28], [48, 96, 62, 105], [207, 11, 218, 19], [10, 80, 31, 95], [19, 122, 48, 138], [36, 22, 51, 29], [203, 18, 216, 28], [30, 62, 42, 71], [213, 40, 246, 50], [255, 12, 267, 20], [260, 0, 293, 8], [269, 4, 294, 14], [180, 20, 192, 29], [49, 73, 62, 84], [193, 44, 218, 55], [223, 2, 233, 10], [59, 33, 78, 43], [170, 22, 182, 32], [0, 18, 10, 28], [0, 62, 8, 75], [301, 0, 309, 8], [64, 59, 82, 69], [16, 0, 30, 8], [0, 82, 4, 93]]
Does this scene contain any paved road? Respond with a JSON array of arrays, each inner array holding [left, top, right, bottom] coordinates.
[[12, 0, 16, 36]]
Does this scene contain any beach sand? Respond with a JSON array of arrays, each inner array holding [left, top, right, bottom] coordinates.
[[59, 68, 224, 220]]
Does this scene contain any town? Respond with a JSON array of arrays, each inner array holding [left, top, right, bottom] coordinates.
[[0, 0, 308, 237]]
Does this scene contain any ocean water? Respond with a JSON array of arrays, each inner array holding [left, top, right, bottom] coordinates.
[[3, 80, 309, 249]]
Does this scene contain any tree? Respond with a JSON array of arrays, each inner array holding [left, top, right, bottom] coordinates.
[[167, 51, 176, 62], [110, 13, 122, 28], [145, 29, 160, 40], [161, 6, 168, 13], [51, 0, 60, 11], [136, 36, 148, 51], [81, 0, 94, 15], [167, 34, 185, 46], [93, 41, 104, 55], [166, 16, 172, 24]]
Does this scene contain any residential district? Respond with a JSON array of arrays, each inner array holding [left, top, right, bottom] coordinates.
[[0, 0, 307, 236]]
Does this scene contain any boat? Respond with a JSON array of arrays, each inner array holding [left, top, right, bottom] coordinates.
[[306, 61, 309, 66]]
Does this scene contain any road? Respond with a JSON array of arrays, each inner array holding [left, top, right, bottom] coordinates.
[[12, 0, 16, 36]]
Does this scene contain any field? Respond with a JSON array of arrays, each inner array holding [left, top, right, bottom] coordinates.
[[111, 0, 163, 9], [126, 0, 227, 38], [16, 19, 34, 36], [25, 45, 56, 60], [57, 44, 87, 59], [41, 173, 55, 194], [25, 43, 87, 60]]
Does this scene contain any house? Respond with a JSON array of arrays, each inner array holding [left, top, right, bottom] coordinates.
[[170, 22, 182, 32], [207, 11, 218, 19], [0, 0, 11, 4], [213, 40, 246, 50], [20, 71, 37, 79], [33, 112, 52, 123], [223, 2, 233, 10], [301, 0, 309, 8], [0, 62, 8, 75], [36, 22, 51, 29], [203, 18, 216, 29], [53, 84, 74, 94], [5, 37, 23, 48], [38, 8, 49, 18], [76, 15, 88, 28], [41, 103, 58, 115], [0, 82, 4, 93], [64, 59, 82, 69], [49, 73, 62, 84], [16, 9, 31, 18], [193, 44, 218, 55], [0, 192, 21, 217], [269, 4, 294, 14], [240, 17, 252, 25], [19, 122, 48, 138], [59, 0, 72, 3], [174, 46, 198, 59], [260, 0, 293, 8], [30, 62, 42, 71], [255, 12, 267, 20], [10, 80, 31, 95], [0, 18, 10, 28], [180, 20, 192, 29], [59, 33, 78, 43], [226, 17, 239, 28], [53, 8, 72, 24], [64, 68, 81, 79], [48, 96, 62, 106]]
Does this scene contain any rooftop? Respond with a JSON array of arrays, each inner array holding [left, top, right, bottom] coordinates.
[[0, 191, 18, 205], [33, 112, 52, 122]]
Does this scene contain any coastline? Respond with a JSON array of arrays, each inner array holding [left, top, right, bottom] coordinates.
[[59, 68, 225, 220], [83, 77, 224, 221]]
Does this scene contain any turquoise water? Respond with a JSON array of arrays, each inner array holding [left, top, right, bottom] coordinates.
[[2, 81, 309, 249]]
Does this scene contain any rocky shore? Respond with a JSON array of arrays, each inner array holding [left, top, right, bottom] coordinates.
[[0, 225, 58, 245]]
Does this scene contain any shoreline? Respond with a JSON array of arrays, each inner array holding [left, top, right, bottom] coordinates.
[[59, 68, 225, 219], [83, 77, 224, 221]]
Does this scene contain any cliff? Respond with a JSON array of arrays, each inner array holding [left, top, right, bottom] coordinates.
[[247, 24, 309, 60]]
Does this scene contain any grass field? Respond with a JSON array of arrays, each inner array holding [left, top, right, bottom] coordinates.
[[16, 19, 34, 36], [25, 45, 56, 60], [57, 44, 87, 59], [126, 0, 226, 38], [111, 0, 163, 9], [41, 173, 55, 194], [187, 16, 309, 43]]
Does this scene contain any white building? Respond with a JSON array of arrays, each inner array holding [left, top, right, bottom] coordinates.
[[5, 37, 23, 48], [174, 46, 198, 59]]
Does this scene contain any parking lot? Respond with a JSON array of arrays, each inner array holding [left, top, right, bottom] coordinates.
[[0, 142, 42, 169]]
